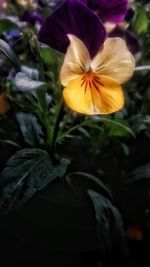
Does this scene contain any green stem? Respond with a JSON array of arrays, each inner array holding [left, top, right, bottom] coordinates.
[[50, 98, 64, 156], [36, 110, 52, 147], [34, 36, 45, 81]]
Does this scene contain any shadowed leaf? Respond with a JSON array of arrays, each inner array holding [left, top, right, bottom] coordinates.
[[69, 171, 113, 201], [0, 148, 70, 212], [125, 162, 150, 185], [16, 112, 45, 146], [0, 38, 21, 71], [87, 189, 127, 255], [0, 18, 19, 33]]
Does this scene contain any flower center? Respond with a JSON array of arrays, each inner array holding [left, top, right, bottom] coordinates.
[[81, 72, 103, 93]]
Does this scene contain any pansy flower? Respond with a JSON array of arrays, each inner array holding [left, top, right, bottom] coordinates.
[[38, 0, 135, 115], [21, 11, 44, 26], [60, 35, 135, 114], [79, 0, 140, 55], [38, 0, 106, 58], [81, 0, 128, 24]]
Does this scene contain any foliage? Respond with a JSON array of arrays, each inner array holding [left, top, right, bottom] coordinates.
[[0, 1, 150, 266]]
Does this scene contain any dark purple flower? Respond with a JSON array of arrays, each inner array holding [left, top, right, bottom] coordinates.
[[125, 7, 135, 22], [109, 26, 140, 54], [22, 11, 44, 25], [5, 29, 21, 40], [4, 29, 21, 47], [81, 0, 128, 23], [38, 0, 106, 58]]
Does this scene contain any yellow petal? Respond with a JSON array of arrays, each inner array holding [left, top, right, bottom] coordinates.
[[60, 34, 91, 86], [63, 74, 124, 115], [91, 38, 135, 84]]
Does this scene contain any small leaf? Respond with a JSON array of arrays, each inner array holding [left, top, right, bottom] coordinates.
[[133, 7, 148, 35], [14, 72, 48, 92], [101, 117, 135, 138], [39, 46, 63, 79], [0, 148, 70, 212], [129, 114, 147, 134], [87, 190, 127, 255], [16, 112, 45, 146], [0, 18, 19, 33], [0, 38, 21, 71], [120, 143, 130, 157], [125, 162, 150, 185], [69, 171, 113, 201], [39, 46, 58, 66], [91, 116, 135, 137], [0, 139, 21, 149], [78, 127, 90, 137], [107, 118, 131, 138]]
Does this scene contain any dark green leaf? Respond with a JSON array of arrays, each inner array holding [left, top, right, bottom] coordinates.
[[0, 139, 21, 149], [0, 18, 19, 33], [39, 46, 58, 66], [0, 148, 70, 212], [100, 118, 135, 137], [16, 112, 45, 146], [14, 72, 48, 92], [90, 116, 135, 137], [107, 118, 131, 138], [125, 162, 150, 185], [0, 38, 21, 71], [120, 143, 130, 157], [129, 114, 147, 134], [39, 46, 63, 79], [87, 190, 127, 255], [69, 171, 113, 201]]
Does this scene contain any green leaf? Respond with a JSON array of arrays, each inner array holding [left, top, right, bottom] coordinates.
[[133, 6, 149, 35], [0, 148, 70, 212], [0, 139, 21, 149], [14, 72, 48, 92], [39, 46, 58, 66], [100, 117, 136, 138], [0, 18, 19, 33], [106, 118, 132, 138], [68, 171, 113, 201], [87, 190, 127, 255], [39, 46, 63, 79], [0, 38, 21, 71], [129, 114, 147, 134], [16, 112, 45, 146], [120, 143, 130, 157], [125, 162, 150, 185]]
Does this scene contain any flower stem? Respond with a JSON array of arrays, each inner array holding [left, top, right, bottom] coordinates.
[[50, 98, 64, 157]]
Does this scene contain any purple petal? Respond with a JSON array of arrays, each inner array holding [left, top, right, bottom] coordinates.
[[125, 7, 135, 22], [109, 26, 140, 54], [6, 29, 21, 39], [81, 0, 128, 23], [49, 0, 64, 10], [22, 11, 44, 25], [38, 0, 106, 58]]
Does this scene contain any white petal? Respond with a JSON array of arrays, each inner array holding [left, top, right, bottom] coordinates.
[[60, 34, 91, 86], [91, 37, 135, 84]]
